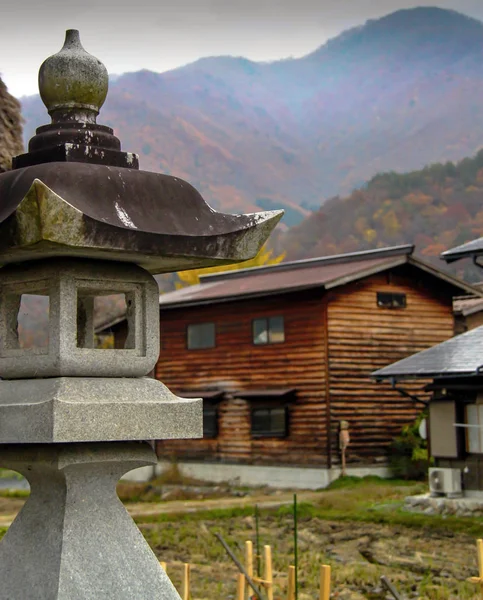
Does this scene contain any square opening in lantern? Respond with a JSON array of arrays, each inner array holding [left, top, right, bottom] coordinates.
[[1, 283, 51, 355], [0, 260, 158, 379], [76, 289, 136, 350]]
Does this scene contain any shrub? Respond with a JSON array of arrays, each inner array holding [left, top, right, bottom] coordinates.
[[388, 411, 430, 480]]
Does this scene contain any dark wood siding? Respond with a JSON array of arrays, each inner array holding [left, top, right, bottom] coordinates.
[[122, 263, 464, 468], [156, 290, 330, 465], [326, 266, 455, 463]]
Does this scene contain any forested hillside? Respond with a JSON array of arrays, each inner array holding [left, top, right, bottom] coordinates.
[[278, 150, 483, 281], [20, 7, 483, 221]]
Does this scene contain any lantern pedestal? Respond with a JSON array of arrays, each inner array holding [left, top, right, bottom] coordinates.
[[0, 442, 179, 600], [0, 377, 201, 443]]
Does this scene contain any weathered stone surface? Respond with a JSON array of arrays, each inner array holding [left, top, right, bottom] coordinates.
[[0, 442, 181, 599], [0, 259, 159, 379], [0, 164, 283, 273], [405, 492, 483, 516], [14, 31, 138, 171], [0, 377, 202, 443], [39, 29, 108, 117]]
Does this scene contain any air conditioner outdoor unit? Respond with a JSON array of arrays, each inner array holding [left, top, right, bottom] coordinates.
[[428, 467, 462, 498]]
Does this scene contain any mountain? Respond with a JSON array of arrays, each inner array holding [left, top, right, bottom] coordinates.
[[275, 149, 483, 282], [19, 7, 483, 225]]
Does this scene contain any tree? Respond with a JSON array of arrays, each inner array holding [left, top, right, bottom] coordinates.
[[175, 244, 285, 288]]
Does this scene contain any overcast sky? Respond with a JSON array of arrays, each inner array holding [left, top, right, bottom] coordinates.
[[2, 0, 483, 98]]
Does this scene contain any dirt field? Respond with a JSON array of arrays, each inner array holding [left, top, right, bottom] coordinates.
[[1, 478, 482, 599], [139, 508, 481, 599]]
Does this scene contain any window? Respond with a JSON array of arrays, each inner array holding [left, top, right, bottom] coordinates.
[[377, 292, 407, 309], [251, 406, 287, 438], [465, 404, 483, 453], [253, 316, 285, 345], [203, 403, 218, 439], [187, 323, 215, 350]]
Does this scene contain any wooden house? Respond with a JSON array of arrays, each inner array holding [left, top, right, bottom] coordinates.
[[373, 325, 483, 497], [101, 245, 480, 487]]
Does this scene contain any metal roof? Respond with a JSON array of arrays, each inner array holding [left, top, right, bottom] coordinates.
[[157, 244, 479, 309], [95, 244, 482, 332], [158, 255, 406, 308], [442, 237, 483, 263], [372, 325, 483, 380], [202, 244, 414, 282], [175, 390, 224, 400], [453, 296, 483, 317]]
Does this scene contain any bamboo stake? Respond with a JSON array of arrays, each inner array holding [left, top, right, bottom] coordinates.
[[287, 566, 296, 600], [467, 539, 483, 600], [264, 545, 273, 600], [472, 539, 483, 600], [319, 565, 331, 600], [246, 541, 254, 600], [293, 494, 298, 600], [237, 573, 246, 600], [255, 504, 261, 577], [478, 539, 483, 600], [182, 563, 190, 600]]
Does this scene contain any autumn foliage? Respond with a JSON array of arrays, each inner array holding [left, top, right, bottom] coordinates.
[[279, 150, 483, 282], [176, 244, 285, 288]]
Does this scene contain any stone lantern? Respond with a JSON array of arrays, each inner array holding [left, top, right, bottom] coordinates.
[[0, 31, 282, 599]]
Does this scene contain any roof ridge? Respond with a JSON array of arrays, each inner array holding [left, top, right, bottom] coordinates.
[[199, 244, 415, 284]]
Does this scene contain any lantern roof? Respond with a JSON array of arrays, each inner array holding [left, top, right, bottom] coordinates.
[[0, 30, 283, 273]]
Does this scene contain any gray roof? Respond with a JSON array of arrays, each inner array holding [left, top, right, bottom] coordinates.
[[442, 237, 483, 263], [372, 325, 483, 380]]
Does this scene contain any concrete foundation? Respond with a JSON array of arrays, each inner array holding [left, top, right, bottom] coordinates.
[[146, 460, 392, 489]]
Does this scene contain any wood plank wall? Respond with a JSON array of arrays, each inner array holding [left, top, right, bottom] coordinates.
[[156, 290, 330, 465], [326, 266, 455, 464], [104, 263, 461, 468]]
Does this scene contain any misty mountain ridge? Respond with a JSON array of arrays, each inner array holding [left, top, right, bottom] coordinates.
[[20, 6, 483, 226]]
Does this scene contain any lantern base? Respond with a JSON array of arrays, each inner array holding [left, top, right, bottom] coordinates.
[[0, 377, 202, 443], [0, 441, 180, 600]]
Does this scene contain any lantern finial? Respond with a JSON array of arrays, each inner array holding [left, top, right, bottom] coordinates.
[[13, 30, 139, 170], [39, 29, 108, 124]]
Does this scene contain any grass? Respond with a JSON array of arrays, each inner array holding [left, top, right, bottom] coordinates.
[[0, 469, 24, 481], [1, 475, 482, 598], [0, 489, 29, 499]]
